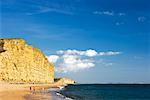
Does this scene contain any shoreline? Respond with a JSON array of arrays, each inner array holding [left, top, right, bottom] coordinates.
[[0, 82, 67, 100]]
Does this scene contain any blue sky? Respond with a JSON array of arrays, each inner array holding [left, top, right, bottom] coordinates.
[[0, 0, 150, 83]]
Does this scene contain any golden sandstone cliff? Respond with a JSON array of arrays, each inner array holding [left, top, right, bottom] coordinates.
[[0, 39, 54, 83]]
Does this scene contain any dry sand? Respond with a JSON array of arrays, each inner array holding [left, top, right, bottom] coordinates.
[[0, 82, 62, 100]]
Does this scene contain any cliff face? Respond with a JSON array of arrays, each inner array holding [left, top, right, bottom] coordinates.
[[0, 39, 54, 83]]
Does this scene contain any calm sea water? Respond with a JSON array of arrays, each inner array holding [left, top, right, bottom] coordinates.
[[59, 84, 150, 100]]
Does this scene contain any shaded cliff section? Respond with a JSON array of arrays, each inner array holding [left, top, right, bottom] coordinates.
[[0, 39, 54, 83]]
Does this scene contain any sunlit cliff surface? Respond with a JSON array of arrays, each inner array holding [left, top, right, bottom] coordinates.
[[0, 39, 54, 83]]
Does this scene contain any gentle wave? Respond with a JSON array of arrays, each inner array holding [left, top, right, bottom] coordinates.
[[56, 92, 73, 100], [56, 85, 74, 100]]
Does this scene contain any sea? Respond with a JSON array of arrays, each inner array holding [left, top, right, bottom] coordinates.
[[27, 84, 150, 100], [58, 84, 150, 100]]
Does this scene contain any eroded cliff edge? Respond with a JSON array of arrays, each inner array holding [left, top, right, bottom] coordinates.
[[0, 38, 54, 83]]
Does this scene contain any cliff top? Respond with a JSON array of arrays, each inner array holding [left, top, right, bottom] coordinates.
[[0, 38, 25, 43], [0, 38, 23, 40]]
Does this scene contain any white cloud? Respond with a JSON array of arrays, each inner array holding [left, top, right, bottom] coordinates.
[[57, 49, 121, 56], [104, 63, 113, 66], [26, 7, 73, 15], [115, 22, 124, 26], [118, 13, 126, 16], [57, 49, 97, 57], [98, 51, 121, 56], [56, 55, 95, 73], [93, 11, 114, 16], [47, 49, 121, 73], [138, 16, 146, 22], [46, 55, 59, 63], [85, 49, 98, 57], [134, 56, 143, 59], [93, 11, 126, 17]]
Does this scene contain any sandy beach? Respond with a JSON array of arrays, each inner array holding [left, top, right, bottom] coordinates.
[[0, 82, 64, 100]]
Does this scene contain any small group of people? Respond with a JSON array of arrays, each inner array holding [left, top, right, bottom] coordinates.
[[29, 86, 35, 91]]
